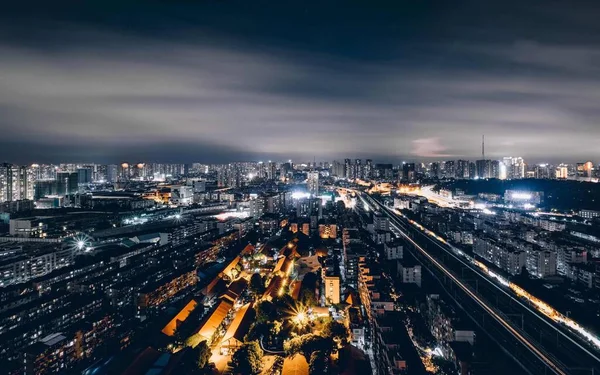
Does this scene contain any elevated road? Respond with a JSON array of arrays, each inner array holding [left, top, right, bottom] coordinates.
[[362, 193, 599, 375]]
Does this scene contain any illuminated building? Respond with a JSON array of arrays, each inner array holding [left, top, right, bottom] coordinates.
[[498, 161, 507, 180], [473, 236, 526, 276], [118, 162, 131, 181], [490, 160, 500, 179], [248, 195, 265, 218], [8, 218, 48, 238], [475, 159, 492, 179], [56, 172, 78, 196], [23, 314, 116, 375], [323, 274, 341, 304], [533, 164, 551, 179], [170, 185, 193, 205], [526, 249, 557, 278], [402, 163, 416, 182], [318, 223, 337, 239], [397, 261, 422, 287], [430, 162, 440, 178], [384, 241, 403, 260], [355, 159, 362, 179], [555, 164, 568, 179], [364, 159, 373, 179], [0, 164, 34, 202], [267, 161, 277, 180], [344, 158, 353, 179], [137, 266, 198, 312], [332, 160, 346, 177], [443, 160, 455, 179], [307, 171, 319, 196], [576, 161, 594, 179], [503, 190, 544, 206], [456, 160, 470, 179], [0, 242, 72, 286], [502, 157, 525, 179]]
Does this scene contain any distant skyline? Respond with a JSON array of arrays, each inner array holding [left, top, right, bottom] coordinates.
[[2, 1, 600, 163]]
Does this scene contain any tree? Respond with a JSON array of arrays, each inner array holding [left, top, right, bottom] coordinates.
[[284, 334, 335, 360], [322, 320, 349, 346], [195, 340, 212, 369], [249, 273, 265, 298], [231, 341, 263, 375], [299, 288, 317, 307], [255, 300, 277, 323], [309, 350, 328, 375]]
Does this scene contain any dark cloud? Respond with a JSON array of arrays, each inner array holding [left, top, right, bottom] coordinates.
[[1, 1, 600, 164]]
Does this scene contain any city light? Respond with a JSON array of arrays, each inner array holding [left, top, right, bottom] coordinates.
[[511, 192, 533, 200], [291, 191, 310, 199], [406, 215, 600, 352]]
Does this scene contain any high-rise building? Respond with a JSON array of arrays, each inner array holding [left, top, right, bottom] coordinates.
[[344, 159, 353, 179], [490, 160, 500, 179], [468, 162, 477, 179], [476, 160, 492, 179], [307, 171, 319, 196], [0, 164, 34, 202], [106, 164, 118, 183], [533, 164, 551, 179], [502, 157, 525, 179], [456, 160, 470, 179], [354, 159, 362, 179], [267, 162, 277, 180], [443, 161, 455, 179], [430, 162, 440, 179], [402, 163, 416, 182], [118, 163, 131, 182], [364, 159, 373, 180], [555, 164, 568, 179], [332, 160, 346, 177], [56, 172, 79, 196], [77, 168, 93, 185], [576, 161, 594, 179]]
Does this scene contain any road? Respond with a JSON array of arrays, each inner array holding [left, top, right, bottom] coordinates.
[[362, 192, 600, 375]]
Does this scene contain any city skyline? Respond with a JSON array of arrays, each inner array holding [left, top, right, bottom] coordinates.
[[2, 2, 600, 163]]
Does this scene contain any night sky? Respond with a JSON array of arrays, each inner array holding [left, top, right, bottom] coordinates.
[[1, 1, 600, 164]]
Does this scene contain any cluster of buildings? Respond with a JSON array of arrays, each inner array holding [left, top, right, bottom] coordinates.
[[391, 192, 600, 289], [394, 159, 600, 182]]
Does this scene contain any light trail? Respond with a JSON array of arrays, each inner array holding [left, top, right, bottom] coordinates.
[[366, 196, 569, 374], [398, 209, 600, 355]]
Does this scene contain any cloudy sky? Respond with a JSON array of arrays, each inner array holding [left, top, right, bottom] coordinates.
[[1, 1, 600, 164]]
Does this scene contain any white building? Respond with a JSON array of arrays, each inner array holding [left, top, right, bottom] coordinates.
[[398, 262, 422, 287], [170, 185, 193, 206], [384, 241, 403, 260], [526, 249, 557, 278]]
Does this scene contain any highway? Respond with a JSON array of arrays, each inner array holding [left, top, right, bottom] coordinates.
[[361, 192, 600, 375]]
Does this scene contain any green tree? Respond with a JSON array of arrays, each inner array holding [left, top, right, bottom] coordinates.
[[284, 334, 334, 360], [231, 341, 263, 375], [299, 288, 317, 307]]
